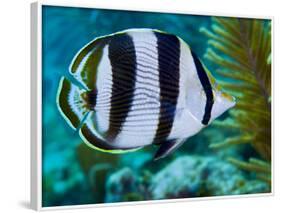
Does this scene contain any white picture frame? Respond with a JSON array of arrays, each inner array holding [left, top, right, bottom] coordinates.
[[31, 1, 273, 210]]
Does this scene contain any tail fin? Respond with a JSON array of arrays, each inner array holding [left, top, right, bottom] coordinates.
[[56, 77, 90, 130]]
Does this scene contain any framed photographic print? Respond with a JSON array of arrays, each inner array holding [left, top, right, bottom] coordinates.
[[31, 1, 273, 210]]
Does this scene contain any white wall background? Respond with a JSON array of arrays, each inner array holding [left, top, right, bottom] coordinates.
[[0, 0, 280, 212]]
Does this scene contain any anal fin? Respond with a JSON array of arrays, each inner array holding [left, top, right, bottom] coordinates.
[[154, 139, 185, 160]]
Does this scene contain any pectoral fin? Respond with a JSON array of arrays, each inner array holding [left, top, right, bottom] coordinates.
[[154, 139, 185, 160]]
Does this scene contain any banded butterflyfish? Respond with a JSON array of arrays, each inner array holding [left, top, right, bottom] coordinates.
[[56, 28, 236, 160]]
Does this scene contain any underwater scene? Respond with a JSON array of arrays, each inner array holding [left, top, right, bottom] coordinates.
[[42, 6, 272, 207]]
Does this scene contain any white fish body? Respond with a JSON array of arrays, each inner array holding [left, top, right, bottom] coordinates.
[[57, 28, 235, 160]]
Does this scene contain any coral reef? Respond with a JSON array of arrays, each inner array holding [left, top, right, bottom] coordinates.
[[104, 156, 270, 202], [149, 156, 269, 198], [105, 168, 140, 202]]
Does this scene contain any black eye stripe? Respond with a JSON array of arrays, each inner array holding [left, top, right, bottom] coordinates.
[[191, 51, 214, 125]]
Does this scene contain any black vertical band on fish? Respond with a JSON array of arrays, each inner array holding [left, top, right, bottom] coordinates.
[[191, 51, 214, 125], [85, 90, 97, 110], [107, 34, 137, 141], [153, 32, 180, 142]]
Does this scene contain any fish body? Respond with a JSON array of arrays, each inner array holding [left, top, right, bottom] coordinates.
[[57, 28, 235, 160]]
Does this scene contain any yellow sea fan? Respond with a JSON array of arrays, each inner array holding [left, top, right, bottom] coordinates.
[[201, 17, 271, 180]]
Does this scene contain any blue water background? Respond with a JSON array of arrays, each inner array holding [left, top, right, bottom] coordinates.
[[42, 6, 267, 207]]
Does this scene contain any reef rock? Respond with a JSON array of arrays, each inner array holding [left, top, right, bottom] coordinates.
[[149, 156, 269, 199], [105, 168, 139, 202], [105, 156, 270, 202]]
